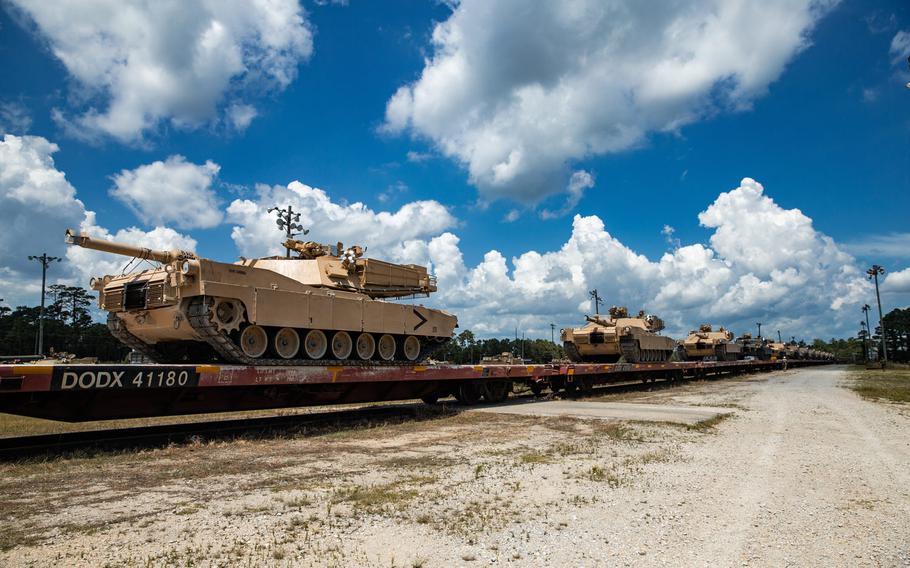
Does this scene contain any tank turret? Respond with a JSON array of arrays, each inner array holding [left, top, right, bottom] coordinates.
[[561, 306, 677, 363], [65, 228, 457, 365]]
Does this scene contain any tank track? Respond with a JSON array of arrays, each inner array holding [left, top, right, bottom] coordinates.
[[106, 313, 166, 363], [185, 297, 449, 367]]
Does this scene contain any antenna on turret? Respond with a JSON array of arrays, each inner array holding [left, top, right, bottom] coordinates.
[[269, 205, 308, 258], [588, 288, 603, 315]]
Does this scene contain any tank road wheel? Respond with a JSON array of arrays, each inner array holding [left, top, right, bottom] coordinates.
[[240, 325, 268, 358], [212, 298, 245, 332], [356, 333, 376, 360], [377, 334, 397, 361], [273, 327, 300, 359], [402, 335, 421, 362], [331, 331, 354, 360], [304, 330, 328, 359]]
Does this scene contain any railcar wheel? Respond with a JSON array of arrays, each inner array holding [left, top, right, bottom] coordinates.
[[240, 325, 268, 358], [356, 333, 376, 360], [483, 381, 510, 403], [402, 335, 421, 361], [454, 382, 483, 405], [304, 329, 328, 359], [273, 327, 300, 359], [331, 331, 353, 360], [377, 334, 396, 361]]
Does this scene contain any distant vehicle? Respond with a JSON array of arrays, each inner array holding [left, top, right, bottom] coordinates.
[[680, 324, 743, 361], [561, 306, 677, 363]]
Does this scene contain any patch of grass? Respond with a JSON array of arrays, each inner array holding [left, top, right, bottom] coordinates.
[[330, 480, 419, 513], [686, 413, 732, 432], [584, 465, 624, 487], [174, 503, 203, 515], [624, 448, 675, 467], [519, 451, 552, 464], [849, 368, 910, 404]]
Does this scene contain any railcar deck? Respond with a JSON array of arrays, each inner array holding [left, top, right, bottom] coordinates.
[[0, 358, 828, 422]]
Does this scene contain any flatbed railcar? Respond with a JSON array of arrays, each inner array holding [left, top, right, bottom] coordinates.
[[0, 359, 829, 422]]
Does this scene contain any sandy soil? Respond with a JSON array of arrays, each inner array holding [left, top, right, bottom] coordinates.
[[1, 366, 908, 567]]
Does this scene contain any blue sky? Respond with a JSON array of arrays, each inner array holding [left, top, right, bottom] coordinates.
[[1, 0, 908, 340]]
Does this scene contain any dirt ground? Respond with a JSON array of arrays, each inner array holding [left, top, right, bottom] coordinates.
[[2, 366, 909, 567]]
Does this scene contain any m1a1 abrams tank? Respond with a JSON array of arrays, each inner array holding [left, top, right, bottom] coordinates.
[[560, 306, 677, 363], [65, 229, 457, 365], [735, 333, 771, 360], [681, 324, 743, 361], [767, 341, 787, 360]]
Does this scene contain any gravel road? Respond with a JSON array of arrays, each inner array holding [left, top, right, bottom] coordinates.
[[2, 365, 908, 567], [630, 365, 910, 567]]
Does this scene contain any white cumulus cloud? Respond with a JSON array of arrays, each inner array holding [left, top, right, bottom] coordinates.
[[884, 267, 910, 293], [225, 181, 458, 261], [11, 0, 313, 142], [110, 155, 223, 229], [383, 0, 835, 206], [416, 178, 868, 340]]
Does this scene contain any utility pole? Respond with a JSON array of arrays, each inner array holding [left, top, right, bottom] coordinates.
[[268, 205, 307, 258], [867, 265, 888, 364], [28, 253, 61, 356], [756, 322, 762, 339], [550, 323, 556, 344], [862, 304, 873, 361], [588, 288, 603, 315]]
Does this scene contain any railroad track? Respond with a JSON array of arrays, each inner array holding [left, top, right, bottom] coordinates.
[[0, 403, 444, 462]]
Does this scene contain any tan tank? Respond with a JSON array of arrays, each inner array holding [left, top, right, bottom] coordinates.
[[681, 324, 743, 361], [735, 333, 771, 360], [65, 229, 457, 364], [767, 341, 787, 359], [560, 306, 677, 363]]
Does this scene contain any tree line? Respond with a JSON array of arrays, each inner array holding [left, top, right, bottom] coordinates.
[[1, 286, 905, 364], [0, 285, 128, 361]]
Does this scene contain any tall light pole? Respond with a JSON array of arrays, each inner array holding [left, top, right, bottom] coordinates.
[[588, 288, 603, 315], [268, 205, 307, 258], [28, 253, 61, 356], [862, 304, 873, 361], [756, 322, 762, 339], [777, 330, 782, 343], [867, 265, 888, 364], [550, 323, 556, 344]]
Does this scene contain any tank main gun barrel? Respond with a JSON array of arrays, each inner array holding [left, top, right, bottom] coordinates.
[[585, 314, 613, 326], [65, 229, 196, 264]]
